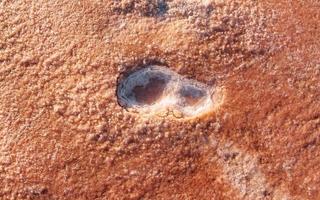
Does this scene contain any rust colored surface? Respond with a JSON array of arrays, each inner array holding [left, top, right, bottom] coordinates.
[[0, 0, 319, 199]]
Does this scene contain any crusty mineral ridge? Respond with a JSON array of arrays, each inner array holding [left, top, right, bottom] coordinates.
[[0, 0, 319, 199]]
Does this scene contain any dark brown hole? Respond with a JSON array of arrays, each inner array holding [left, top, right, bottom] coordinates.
[[132, 77, 167, 105], [180, 86, 206, 106]]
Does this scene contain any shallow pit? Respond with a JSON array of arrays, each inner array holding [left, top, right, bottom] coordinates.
[[117, 66, 173, 108], [117, 65, 222, 119]]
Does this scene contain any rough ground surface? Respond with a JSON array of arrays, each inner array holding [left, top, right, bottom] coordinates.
[[0, 0, 319, 199]]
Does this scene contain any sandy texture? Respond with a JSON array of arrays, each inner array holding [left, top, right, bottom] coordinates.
[[0, 0, 319, 199]]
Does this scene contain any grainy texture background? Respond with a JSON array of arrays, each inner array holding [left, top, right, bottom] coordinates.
[[0, 0, 319, 199]]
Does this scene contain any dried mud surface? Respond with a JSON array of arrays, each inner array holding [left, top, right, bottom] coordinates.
[[0, 0, 319, 199]]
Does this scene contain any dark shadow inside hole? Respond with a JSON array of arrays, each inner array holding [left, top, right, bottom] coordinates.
[[179, 85, 206, 106], [132, 76, 168, 105], [113, 0, 168, 18], [144, 0, 169, 17], [157, 0, 169, 16]]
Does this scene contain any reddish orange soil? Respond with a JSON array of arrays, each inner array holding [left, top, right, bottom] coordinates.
[[0, 0, 319, 199]]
